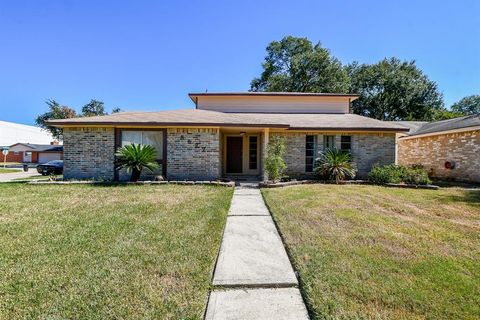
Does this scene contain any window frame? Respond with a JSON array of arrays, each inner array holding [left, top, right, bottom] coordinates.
[[323, 135, 335, 151], [115, 128, 167, 180], [340, 135, 352, 152], [248, 136, 258, 170], [305, 135, 316, 173]]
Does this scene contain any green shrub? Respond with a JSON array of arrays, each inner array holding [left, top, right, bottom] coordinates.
[[265, 135, 287, 182], [403, 167, 431, 185], [115, 143, 159, 182], [314, 148, 357, 183], [368, 164, 431, 185]]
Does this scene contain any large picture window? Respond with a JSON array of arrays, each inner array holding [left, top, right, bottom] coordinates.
[[305, 135, 316, 173], [121, 130, 164, 160]]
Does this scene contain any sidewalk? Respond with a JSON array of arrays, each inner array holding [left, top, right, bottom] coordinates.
[[205, 187, 309, 320]]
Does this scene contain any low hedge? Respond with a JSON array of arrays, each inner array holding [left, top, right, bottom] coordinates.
[[368, 164, 431, 185]]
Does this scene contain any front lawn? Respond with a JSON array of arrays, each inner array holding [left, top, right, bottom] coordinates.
[[0, 184, 232, 319], [0, 168, 20, 173], [262, 185, 480, 319]]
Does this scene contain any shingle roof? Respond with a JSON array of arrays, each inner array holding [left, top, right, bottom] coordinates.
[[47, 109, 290, 128], [391, 121, 429, 134], [12, 143, 63, 152], [236, 113, 408, 131], [28, 145, 63, 152], [47, 109, 408, 132], [407, 114, 480, 136]]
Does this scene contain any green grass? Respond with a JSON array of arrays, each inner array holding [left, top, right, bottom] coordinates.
[[262, 185, 480, 320], [0, 168, 20, 173], [0, 184, 233, 319]]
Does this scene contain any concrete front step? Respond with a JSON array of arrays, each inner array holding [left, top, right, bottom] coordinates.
[[205, 288, 309, 320], [233, 188, 261, 196], [212, 215, 297, 287]]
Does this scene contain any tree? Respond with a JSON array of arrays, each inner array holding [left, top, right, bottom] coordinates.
[[432, 108, 464, 121], [451, 95, 480, 115], [250, 36, 350, 93], [112, 107, 123, 113], [265, 135, 287, 182], [82, 99, 107, 117], [347, 58, 444, 121], [115, 144, 159, 182], [35, 99, 77, 140]]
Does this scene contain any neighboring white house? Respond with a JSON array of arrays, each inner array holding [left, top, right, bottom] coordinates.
[[0, 120, 54, 147]]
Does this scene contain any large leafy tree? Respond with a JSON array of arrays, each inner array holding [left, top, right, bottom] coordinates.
[[432, 109, 464, 121], [250, 36, 350, 93], [81, 99, 107, 117], [347, 58, 444, 121], [451, 95, 480, 115], [35, 99, 77, 140]]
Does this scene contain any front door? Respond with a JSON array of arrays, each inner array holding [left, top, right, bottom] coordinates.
[[226, 136, 243, 173]]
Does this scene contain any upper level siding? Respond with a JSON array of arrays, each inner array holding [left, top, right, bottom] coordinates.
[[195, 96, 351, 114]]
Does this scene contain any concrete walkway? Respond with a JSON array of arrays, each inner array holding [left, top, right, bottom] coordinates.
[[205, 187, 309, 320]]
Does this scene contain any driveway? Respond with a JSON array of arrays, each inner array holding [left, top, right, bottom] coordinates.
[[0, 170, 40, 182]]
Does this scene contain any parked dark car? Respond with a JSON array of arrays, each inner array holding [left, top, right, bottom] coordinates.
[[36, 160, 63, 175]]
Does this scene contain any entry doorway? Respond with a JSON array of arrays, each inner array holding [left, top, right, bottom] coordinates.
[[226, 136, 243, 173]]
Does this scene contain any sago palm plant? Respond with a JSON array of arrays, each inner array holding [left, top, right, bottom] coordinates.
[[314, 148, 356, 183], [115, 143, 159, 182]]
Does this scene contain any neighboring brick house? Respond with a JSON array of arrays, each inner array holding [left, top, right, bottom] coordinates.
[[7, 143, 63, 163], [397, 114, 480, 183], [48, 92, 408, 181]]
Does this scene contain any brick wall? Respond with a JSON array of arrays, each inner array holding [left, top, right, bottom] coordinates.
[[63, 127, 115, 180], [398, 130, 480, 182], [271, 132, 396, 179], [5, 152, 24, 163], [166, 128, 221, 180], [352, 133, 396, 177]]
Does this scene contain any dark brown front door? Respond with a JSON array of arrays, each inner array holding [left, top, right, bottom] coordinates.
[[226, 137, 243, 173]]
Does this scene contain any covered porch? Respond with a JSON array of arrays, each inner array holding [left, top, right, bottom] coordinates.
[[219, 127, 270, 181]]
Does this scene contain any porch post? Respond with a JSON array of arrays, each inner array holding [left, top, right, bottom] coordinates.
[[262, 128, 269, 181]]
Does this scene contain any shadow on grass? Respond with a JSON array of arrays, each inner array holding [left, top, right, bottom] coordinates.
[[436, 190, 480, 205]]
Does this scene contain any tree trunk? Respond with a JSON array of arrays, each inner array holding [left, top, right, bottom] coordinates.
[[130, 169, 142, 182]]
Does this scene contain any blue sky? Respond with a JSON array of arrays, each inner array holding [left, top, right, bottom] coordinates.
[[0, 0, 479, 125]]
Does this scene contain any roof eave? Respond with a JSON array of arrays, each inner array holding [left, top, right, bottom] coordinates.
[[188, 92, 360, 103], [46, 121, 290, 128], [287, 127, 410, 132], [400, 125, 480, 139]]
